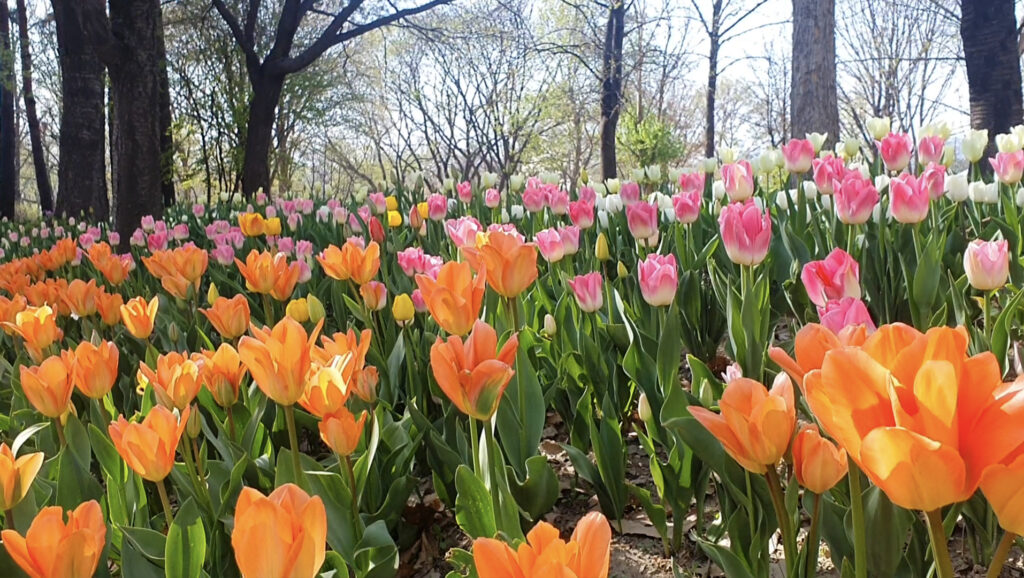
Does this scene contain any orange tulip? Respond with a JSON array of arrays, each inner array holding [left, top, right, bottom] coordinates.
[[2, 500, 106, 578], [768, 322, 869, 388], [201, 295, 252, 340], [231, 484, 327, 578], [19, 355, 73, 418], [108, 405, 189, 482], [265, 217, 282, 236], [70, 340, 119, 399], [235, 250, 302, 301], [0, 443, 44, 511], [317, 241, 380, 285], [319, 407, 367, 457], [416, 260, 486, 336], [143, 245, 209, 300], [981, 451, 1024, 535], [60, 279, 100, 318], [5, 305, 63, 362], [0, 294, 27, 332], [803, 324, 1024, 512], [120, 296, 159, 339], [195, 344, 247, 408], [353, 366, 379, 404], [95, 291, 124, 326], [300, 355, 353, 418], [473, 511, 611, 578], [239, 316, 324, 406], [792, 424, 848, 494], [688, 374, 796, 474], [238, 212, 267, 237], [430, 320, 518, 420], [463, 231, 539, 298], [87, 244, 132, 286], [315, 329, 380, 402], [138, 351, 202, 411]]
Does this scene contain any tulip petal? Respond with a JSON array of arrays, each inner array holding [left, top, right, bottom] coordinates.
[[859, 427, 967, 511]]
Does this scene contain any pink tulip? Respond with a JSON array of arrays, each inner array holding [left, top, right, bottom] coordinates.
[[192, 204, 205, 218], [678, 171, 705, 194], [781, 139, 815, 173], [276, 237, 295, 255], [568, 272, 604, 312], [569, 199, 595, 229], [919, 163, 946, 199], [457, 181, 473, 203], [558, 226, 581, 256], [411, 289, 429, 313], [397, 247, 426, 276], [812, 156, 845, 195], [620, 182, 641, 206], [638, 254, 678, 307], [444, 216, 483, 249], [718, 199, 772, 266], [578, 186, 596, 204], [141, 215, 156, 232], [626, 201, 659, 241], [108, 232, 120, 247], [521, 186, 548, 213], [963, 239, 1009, 291], [147, 232, 168, 252], [672, 190, 701, 224], [211, 244, 235, 266], [535, 228, 565, 263], [484, 188, 501, 208], [833, 172, 879, 225], [721, 160, 755, 202], [427, 194, 448, 221], [918, 135, 945, 165], [295, 240, 314, 259], [549, 189, 570, 215], [368, 192, 387, 214], [801, 248, 861, 308], [889, 173, 929, 224], [486, 223, 525, 243], [879, 132, 913, 172], [818, 297, 876, 334], [130, 229, 146, 247], [990, 151, 1024, 185]]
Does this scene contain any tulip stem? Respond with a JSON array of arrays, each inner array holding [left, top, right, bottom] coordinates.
[[986, 531, 1016, 578], [983, 289, 995, 343], [227, 408, 237, 442], [468, 416, 481, 476], [925, 509, 954, 578], [343, 455, 362, 539], [806, 493, 823, 578], [157, 478, 174, 528], [261, 294, 275, 326], [764, 468, 797, 576], [848, 463, 868, 578], [283, 404, 305, 488], [54, 418, 65, 449]]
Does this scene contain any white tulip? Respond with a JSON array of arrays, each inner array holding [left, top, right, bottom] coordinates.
[[807, 132, 828, 153], [997, 133, 1022, 153], [819, 195, 833, 211], [874, 174, 890, 192], [604, 194, 623, 214], [969, 181, 999, 204], [605, 178, 621, 194], [942, 146, 956, 168], [702, 157, 718, 173], [719, 148, 737, 164], [509, 174, 525, 192], [597, 210, 609, 229], [866, 117, 891, 141], [631, 167, 646, 183], [843, 137, 862, 159], [712, 180, 726, 201], [962, 129, 989, 163], [510, 204, 525, 219], [1017, 188, 1024, 208], [668, 167, 684, 183], [946, 171, 969, 202], [802, 181, 819, 201], [540, 172, 560, 185], [592, 183, 607, 197], [479, 171, 498, 188], [645, 164, 662, 182], [922, 122, 951, 140], [775, 191, 791, 211]]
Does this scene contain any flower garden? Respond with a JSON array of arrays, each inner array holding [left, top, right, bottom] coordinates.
[[3, 122, 1024, 577]]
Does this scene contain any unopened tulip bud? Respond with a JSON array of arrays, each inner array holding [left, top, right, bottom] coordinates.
[[168, 322, 181, 343], [286, 298, 310, 323], [997, 133, 1022, 153], [866, 116, 890, 141], [807, 132, 828, 153], [617, 261, 628, 278], [307, 295, 325, 323], [942, 145, 956, 168], [207, 283, 220, 306], [542, 314, 557, 337], [606, 178, 621, 194], [702, 157, 718, 173], [580, 168, 589, 185], [638, 393, 653, 423], [843, 137, 861, 159], [186, 405, 202, 438], [596, 233, 611, 262], [509, 174, 525, 192]]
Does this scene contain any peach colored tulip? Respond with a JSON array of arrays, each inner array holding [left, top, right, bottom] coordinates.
[[0, 443, 43, 511], [5, 305, 63, 362], [95, 291, 124, 326], [2, 500, 106, 578], [120, 296, 158, 340], [689, 374, 796, 474], [195, 344, 247, 408], [232, 484, 327, 578], [462, 231, 539, 298], [60, 279, 99, 318], [430, 320, 517, 420], [235, 250, 302, 301], [70, 340, 119, 399], [109, 405, 189, 482], [360, 280, 388, 311], [793, 425, 848, 494], [319, 407, 367, 457], [317, 241, 380, 285], [201, 294, 252, 340], [415, 260, 486, 336], [138, 351, 203, 411], [20, 355, 73, 418], [239, 316, 324, 406], [473, 511, 611, 578], [300, 355, 353, 418]]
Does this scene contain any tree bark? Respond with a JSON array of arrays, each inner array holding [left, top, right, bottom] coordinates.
[[961, 0, 1024, 152], [51, 0, 109, 221], [790, 0, 839, 147], [241, 71, 285, 198], [107, 0, 165, 240], [599, 1, 625, 181], [157, 11, 174, 207], [16, 0, 54, 215], [704, 33, 718, 159], [0, 0, 17, 219]]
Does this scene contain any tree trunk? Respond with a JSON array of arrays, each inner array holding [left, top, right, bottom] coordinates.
[[108, 0, 165, 241], [241, 72, 285, 198], [790, 0, 839, 147], [17, 0, 54, 215], [961, 0, 1024, 152], [704, 35, 718, 159], [51, 0, 108, 221], [156, 10, 174, 207], [599, 1, 625, 181], [0, 0, 17, 219]]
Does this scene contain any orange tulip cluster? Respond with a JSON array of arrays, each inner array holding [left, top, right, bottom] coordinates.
[[462, 231, 539, 298], [18, 338, 121, 419], [317, 240, 380, 285], [235, 249, 302, 301], [473, 511, 611, 578], [416, 261, 486, 336], [238, 212, 282, 237], [142, 244, 209, 300], [430, 319, 518, 421], [86, 242, 134, 286], [201, 294, 251, 340]]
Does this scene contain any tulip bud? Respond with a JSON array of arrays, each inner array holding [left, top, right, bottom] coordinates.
[[409, 206, 423, 229], [807, 132, 828, 153], [286, 298, 310, 323], [168, 321, 181, 343], [186, 405, 202, 438], [393, 293, 415, 326], [542, 314, 557, 337], [385, 196, 398, 212], [866, 116, 890, 141], [387, 210, 402, 228], [207, 283, 220, 306], [596, 232, 611, 262], [606, 178, 621, 194], [617, 261, 628, 278], [638, 393, 653, 424], [580, 168, 589, 185], [843, 137, 861, 159], [509, 174, 525, 192], [443, 178, 454, 192], [719, 147, 736, 164], [702, 157, 718, 173], [942, 145, 956, 168], [307, 295, 325, 323], [963, 129, 989, 163], [630, 167, 646, 183]]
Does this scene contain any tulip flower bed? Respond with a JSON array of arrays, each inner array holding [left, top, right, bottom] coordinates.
[[4, 120, 1024, 577]]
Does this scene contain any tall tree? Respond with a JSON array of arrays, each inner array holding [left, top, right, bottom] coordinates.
[[51, 0, 109, 221], [0, 0, 16, 219], [960, 0, 1023, 148], [157, 17, 175, 207], [599, 0, 624, 180], [17, 0, 54, 214], [211, 0, 454, 198], [790, 0, 838, 145]]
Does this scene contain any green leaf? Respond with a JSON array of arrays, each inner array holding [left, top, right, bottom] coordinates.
[[697, 539, 757, 578], [353, 520, 399, 578], [11, 423, 47, 456], [121, 526, 167, 562], [454, 465, 496, 539], [507, 455, 559, 522], [165, 498, 206, 578]]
